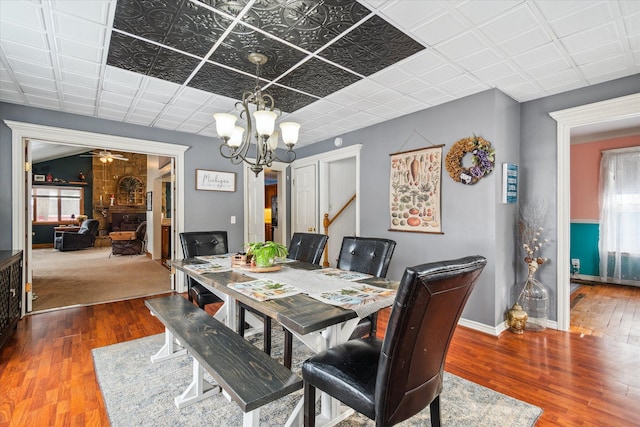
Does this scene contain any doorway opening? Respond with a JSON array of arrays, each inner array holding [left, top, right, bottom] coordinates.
[[551, 92, 640, 331], [7, 120, 188, 315]]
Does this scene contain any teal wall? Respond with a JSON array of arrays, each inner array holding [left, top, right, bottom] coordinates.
[[32, 155, 93, 245], [570, 222, 599, 276]]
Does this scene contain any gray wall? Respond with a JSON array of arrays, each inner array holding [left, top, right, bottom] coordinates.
[[297, 89, 521, 327], [0, 102, 247, 252], [1, 73, 638, 328], [519, 73, 640, 323]]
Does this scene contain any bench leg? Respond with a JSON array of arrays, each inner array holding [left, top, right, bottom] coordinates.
[[151, 328, 187, 363], [174, 357, 220, 409], [243, 408, 260, 427]]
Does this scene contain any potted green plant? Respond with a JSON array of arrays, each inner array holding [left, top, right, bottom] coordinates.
[[246, 241, 288, 268]]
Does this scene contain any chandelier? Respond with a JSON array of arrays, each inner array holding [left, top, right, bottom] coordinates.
[[213, 53, 300, 176]]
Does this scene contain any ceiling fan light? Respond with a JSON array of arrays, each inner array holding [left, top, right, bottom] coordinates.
[[254, 110, 277, 137], [213, 113, 237, 139], [107, 157, 114, 162], [279, 122, 300, 146], [100, 157, 107, 163]]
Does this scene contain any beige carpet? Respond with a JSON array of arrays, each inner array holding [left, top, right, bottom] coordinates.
[[32, 247, 172, 311]]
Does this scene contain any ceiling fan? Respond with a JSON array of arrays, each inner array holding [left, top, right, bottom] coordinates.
[[81, 150, 129, 162]]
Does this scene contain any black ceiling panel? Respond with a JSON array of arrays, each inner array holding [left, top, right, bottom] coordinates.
[[318, 14, 425, 76], [210, 22, 308, 78], [188, 62, 256, 99], [108, 0, 426, 113], [265, 84, 319, 113], [276, 57, 361, 98], [241, 0, 372, 52]]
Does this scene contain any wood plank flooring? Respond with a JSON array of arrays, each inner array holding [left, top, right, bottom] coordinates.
[[1, 294, 639, 426], [570, 283, 640, 346]]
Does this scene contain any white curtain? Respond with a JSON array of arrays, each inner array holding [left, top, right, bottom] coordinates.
[[598, 147, 640, 281]]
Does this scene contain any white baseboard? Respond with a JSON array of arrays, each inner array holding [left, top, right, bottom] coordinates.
[[458, 317, 559, 336]]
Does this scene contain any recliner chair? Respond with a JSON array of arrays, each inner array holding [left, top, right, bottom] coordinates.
[[336, 236, 396, 339], [54, 219, 99, 251], [179, 231, 228, 309], [302, 256, 487, 427]]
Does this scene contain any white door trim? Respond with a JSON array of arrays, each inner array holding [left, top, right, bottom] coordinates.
[[5, 120, 189, 314], [243, 160, 289, 245], [549, 92, 640, 331]]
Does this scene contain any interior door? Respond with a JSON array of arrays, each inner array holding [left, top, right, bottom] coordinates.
[[245, 165, 265, 243], [292, 163, 317, 233]]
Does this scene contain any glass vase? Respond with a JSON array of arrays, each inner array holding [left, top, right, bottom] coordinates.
[[517, 272, 548, 332]]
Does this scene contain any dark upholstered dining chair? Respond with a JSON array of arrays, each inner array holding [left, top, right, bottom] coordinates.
[[302, 255, 487, 427], [179, 231, 228, 310], [336, 236, 396, 339], [287, 233, 329, 265], [239, 233, 329, 369], [54, 219, 99, 252]]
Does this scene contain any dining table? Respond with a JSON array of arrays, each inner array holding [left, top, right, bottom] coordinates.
[[169, 255, 399, 426]]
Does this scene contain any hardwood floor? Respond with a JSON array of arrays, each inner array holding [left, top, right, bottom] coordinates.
[[570, 282, 640, 346], [1, 294, 638, 426]]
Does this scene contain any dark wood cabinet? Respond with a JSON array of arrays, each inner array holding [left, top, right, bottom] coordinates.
[[0, 250, 22, 349]]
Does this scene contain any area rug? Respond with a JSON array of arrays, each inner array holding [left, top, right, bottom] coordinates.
[[32, 247, 171, 311], [93, 331, 542, 426]]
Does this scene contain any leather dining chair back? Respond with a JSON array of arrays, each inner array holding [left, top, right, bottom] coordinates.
[[288, 233, 329, 265], [302, 255, 487, 427], [336, 236, 396, 338], [179, 231, 228, 309], [336, 236, 396, 278]]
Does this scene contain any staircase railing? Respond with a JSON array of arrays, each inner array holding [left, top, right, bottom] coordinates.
[[322, 194, 356, 267]]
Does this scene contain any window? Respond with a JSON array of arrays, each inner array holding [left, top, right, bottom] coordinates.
[[32, 186, 84, 224]]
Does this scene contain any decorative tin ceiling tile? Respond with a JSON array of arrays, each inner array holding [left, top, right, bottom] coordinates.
[[108, 0, 425, 112], [113, 0, 181, 43], [107, 32, 200, 84], [188, 61, 256, 99], [114, 0, 230, 59], [242, 0, 372, 53], [266, 84, 319, 112], [276, 57, 361, 98], [319, 15, 425, 76], [210, 22, 308, 78]]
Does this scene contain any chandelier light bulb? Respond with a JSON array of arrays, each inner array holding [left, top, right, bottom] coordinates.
[[228, 126, 244, 148], [279, 122, 300, 146], [267, 131, 279, 151], [213, 113, 237, 139], [253, 110, 277, 137]]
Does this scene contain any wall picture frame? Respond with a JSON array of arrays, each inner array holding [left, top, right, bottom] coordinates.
[[195, 169, 236, 192], [389, 145, 443, 234]]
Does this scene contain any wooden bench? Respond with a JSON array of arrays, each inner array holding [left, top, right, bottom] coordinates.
[[145, 295, 302, 426]]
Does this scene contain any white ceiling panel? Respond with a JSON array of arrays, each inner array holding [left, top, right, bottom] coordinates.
[[0, 1, 45, 28], [54, 37, 103, 62], [51, 0, 112, 25], [8, 58, 55, 78], [0, 20, 48, 48], [52, 12, 106, 47]]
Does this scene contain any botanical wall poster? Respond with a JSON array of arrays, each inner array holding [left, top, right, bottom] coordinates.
[[389, 145, 443, 234]]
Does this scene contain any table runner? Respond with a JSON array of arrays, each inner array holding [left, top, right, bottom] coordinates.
[[195, 256, 395, 318]]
